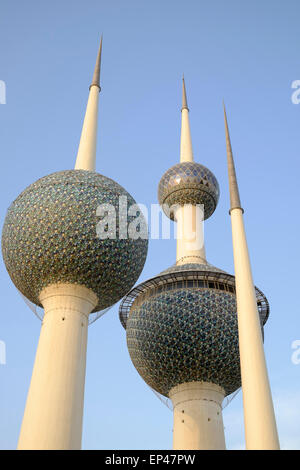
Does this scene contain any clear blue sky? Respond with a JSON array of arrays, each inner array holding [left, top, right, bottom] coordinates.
[[0, 0, 299, 450]]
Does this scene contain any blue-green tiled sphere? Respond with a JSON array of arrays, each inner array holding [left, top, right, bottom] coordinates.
[[2, 170, 148, 312], [158, 162, 220, 220], [126, 287, 240, 397]]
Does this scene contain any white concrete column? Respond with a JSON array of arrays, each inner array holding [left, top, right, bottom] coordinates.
[[169, 382, 226, 450], [180, 107, 193, 162], [17, 283, 98, 450], [174, 204, 206, 265], [231, 208, 280, 450], [75, 85, 99, 171]]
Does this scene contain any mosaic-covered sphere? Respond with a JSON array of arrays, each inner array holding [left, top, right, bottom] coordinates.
[[123, 263, 268, 397], [158, 162, 220, 220], [2, 170, 148, 312]]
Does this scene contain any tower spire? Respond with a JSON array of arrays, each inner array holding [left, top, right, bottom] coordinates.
[[224, 105, 280, 450], [180, 76, 193, 162], [75, 36, 102, 171], [223, 103, 242, 212], [90, 35, 102, 89], [182, 74, 188, 110]]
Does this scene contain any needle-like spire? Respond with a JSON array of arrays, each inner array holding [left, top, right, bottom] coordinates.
[[223, 102, 243, 212], [180, 76, 193, 162], [90, 35, 102, 90], [181, 74, 189, 111], [75, 36, 103, 171]]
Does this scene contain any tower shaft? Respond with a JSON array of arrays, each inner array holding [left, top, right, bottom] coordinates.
[[17, 284, 98, 450], [169, 382, 226, 450], [231, 209, 280, 449], [175, 205, 206, 265], [224, 105, 279, 450]]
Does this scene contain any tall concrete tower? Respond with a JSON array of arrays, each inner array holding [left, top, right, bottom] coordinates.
[[223, 105, 279, 450], [2, 39, 148, 450], [119, 78, 270, 450]]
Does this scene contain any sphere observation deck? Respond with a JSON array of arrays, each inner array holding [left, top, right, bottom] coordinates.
[[158, 162, 220, 220], [120, 263, 269, 397], [2, 169, 148, 312]]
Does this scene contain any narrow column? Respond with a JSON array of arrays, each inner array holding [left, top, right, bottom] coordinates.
[[17, 284, 98, 450], [169, 382, 226, 450], [231, 209, 280, 449], [223, 104, 280, 450], [174, 204, 206, 265]]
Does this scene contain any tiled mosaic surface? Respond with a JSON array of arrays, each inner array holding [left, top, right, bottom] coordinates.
[[126, 287, 242, 397], [158, 162, 220, 220], [159, 263, 269, 325], [2, 170, 148, 312], [160, 262, 227, 276]]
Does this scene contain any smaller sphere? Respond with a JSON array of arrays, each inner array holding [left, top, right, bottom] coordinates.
[[158, 162, 220, 220]]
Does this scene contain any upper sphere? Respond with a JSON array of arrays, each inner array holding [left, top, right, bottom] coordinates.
[[2, 170, 148, 312], [158, 162, 220, 220]]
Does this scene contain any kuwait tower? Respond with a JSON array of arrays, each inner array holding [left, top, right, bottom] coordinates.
[[119, 78, 278, 450], [2, 39, 148, 450]]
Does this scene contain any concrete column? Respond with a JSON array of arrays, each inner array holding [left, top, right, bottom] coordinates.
[[169, 382, 226, 450], [75, 85, 99, 171], [180, 107, 193, 163], [231, 208, 280, 450], [17, 283, 98, 450], [174, 205, 206, 265]]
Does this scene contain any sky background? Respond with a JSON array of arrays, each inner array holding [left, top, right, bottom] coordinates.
[[0, 0, 299, 450]]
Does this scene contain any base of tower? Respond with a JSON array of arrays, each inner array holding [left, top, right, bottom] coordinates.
[[17, 283, 98, 450], [169, 381, 226, 450]]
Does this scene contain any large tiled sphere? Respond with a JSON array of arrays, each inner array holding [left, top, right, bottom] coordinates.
[[158, 162, 220, 220], [2, 170, 148, 312], [126, 287, 240, 397], [122, 263, 269, 396]]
